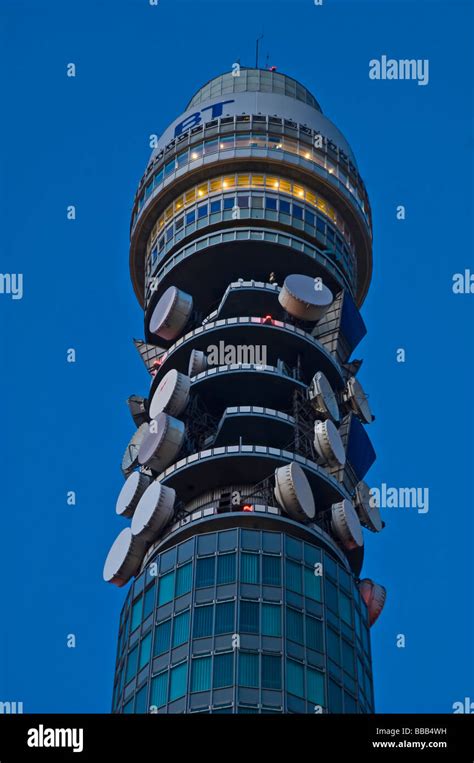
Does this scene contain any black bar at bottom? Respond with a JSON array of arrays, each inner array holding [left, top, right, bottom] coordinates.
[[0, 713, 473, 760]]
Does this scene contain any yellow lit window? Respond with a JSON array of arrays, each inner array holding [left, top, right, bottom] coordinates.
[[185, 189, 196, 205], [251, 175, 265, 187], [210, 179, 222, 193], [237, 174, 250, 187], [267, 176, 279, 189], [174, 196, 184, 212], [306, 191, 317, 206], [165, 206, 173, 221], [222, 175, 235, 189], [317, 199, 327, 213], [294, 185, 305, 198], [279, 180, 291, 194], [197, 183, 208, 197], [328, 208, 337, 222], [158, 216, 164, 229]]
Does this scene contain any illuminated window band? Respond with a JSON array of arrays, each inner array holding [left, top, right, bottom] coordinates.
[[132, 128, 370, 230], [145, 173, 354, 267]]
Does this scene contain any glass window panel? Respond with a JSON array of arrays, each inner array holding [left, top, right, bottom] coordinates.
[[214, 652, 233, 688], [223, 197, 235, 210], [252, 174, 265, 187], [279, 200, 291, 214], [237, 174, 250, 186], [342, 640, 355, 677], [325, 579, 338, 613], [286, 659, 304, 698], [158, 571, 175, 606], [304, 567, 322, 601], [286, 536, 302, 560], [265, 196, 278, 210], [193, 605, 213, 638], [306, 616, 323, 652], [215, 601, 234, 634], [262, 604, 281, 636], [327, 628, 340, 664], [339, 591, 352, 626], [329, 679, 343, 712], [186, 210, 196, 225], [174, 196, 184, 213], [210, 200, 221, 213], [286, 560, 302, 593], [344, 691, 357, 713], [196, 557, 215, 588], [185, 189, 196, 205], [154, 619, 171, 656], [169, 662, 188, 702], [197, 182, 208, 197], [240, 553, 259, 583], [280, 180, 291, 193], [262, 655, 281, 690], [190, 145, 203, 160], [222, 175, 235, 190], [131, 597, 142, 632], [217, 553, 236, 584], [239, 601, 259, 633], [125, 645, 138, 683], [307, 667, 325, 706], [172, 610, 190, 648], [267, 176, 280, 190], [191, 656, 211, 692], [139, 632, 152, 671], [293, 204, 304, 219], [198, 204, 208, 219], [143, 586, 155, 620], [151, 672, 167, 708], [135, 685, 148, 714], [286, 608, 304, 644], [176, 562, 192, 596], [239, 652, 258, 687], [123, 698, 134, 714], [263, 555, 281, 585]]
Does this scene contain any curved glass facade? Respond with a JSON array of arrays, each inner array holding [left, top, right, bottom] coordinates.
[[186, 69, 322, 111], [113, 525, 374, 714]]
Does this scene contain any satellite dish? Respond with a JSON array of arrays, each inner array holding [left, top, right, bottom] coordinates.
[[278, 274, 333, 322], [344, 377, 374, 424], [309, 371, 340, 422], [103, 528, 146, 587], [138, 413, 185, 473], [116, 471, 152, 518], [331, 499, 364, 550], [354, 481, 383, 532], [126, 395, 148, 427], [149, 369, 190, 419], [131, 480, 176, 544], [314, 420, 346, 466], [359, 578, 387, 626], [149, 286, 193, 341], [274, 462, 315, 520], [188, 349, 208, 377], [121, 423, 150, 478]]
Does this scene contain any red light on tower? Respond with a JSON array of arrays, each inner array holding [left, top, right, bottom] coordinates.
[[242, 504, 254, 512], [262, 315, 273, 324]]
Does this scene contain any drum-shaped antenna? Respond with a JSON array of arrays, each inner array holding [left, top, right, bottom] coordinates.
[[115, 471, 152, 518], [278, 274, 333, 322], [331, 499, 364, 550], [121, 423, 150, 478], [149, 369, 190, 419], [314, 420, 346, 466], [149, 286, 193, 341], [359, 578, 387, 626], [103, 528, 146, 587], [274, 462, 315, 520], [131, 480, 176, 545], [138, 413, 185, 473], [354, 481, 383, 532], [309, 371, 340, 422]]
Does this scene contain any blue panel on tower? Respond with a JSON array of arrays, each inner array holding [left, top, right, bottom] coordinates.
[[341, 291, 367, 352], [346, 414, 376, 481]]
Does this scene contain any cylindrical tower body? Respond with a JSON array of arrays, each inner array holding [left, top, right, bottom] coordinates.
[[105, 68, 385, 714]]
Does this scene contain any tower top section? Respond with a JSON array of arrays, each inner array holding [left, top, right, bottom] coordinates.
[[185, 68, 323, 113]]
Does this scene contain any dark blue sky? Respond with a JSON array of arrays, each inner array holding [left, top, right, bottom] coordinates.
[[1, 0, 472, 713]]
